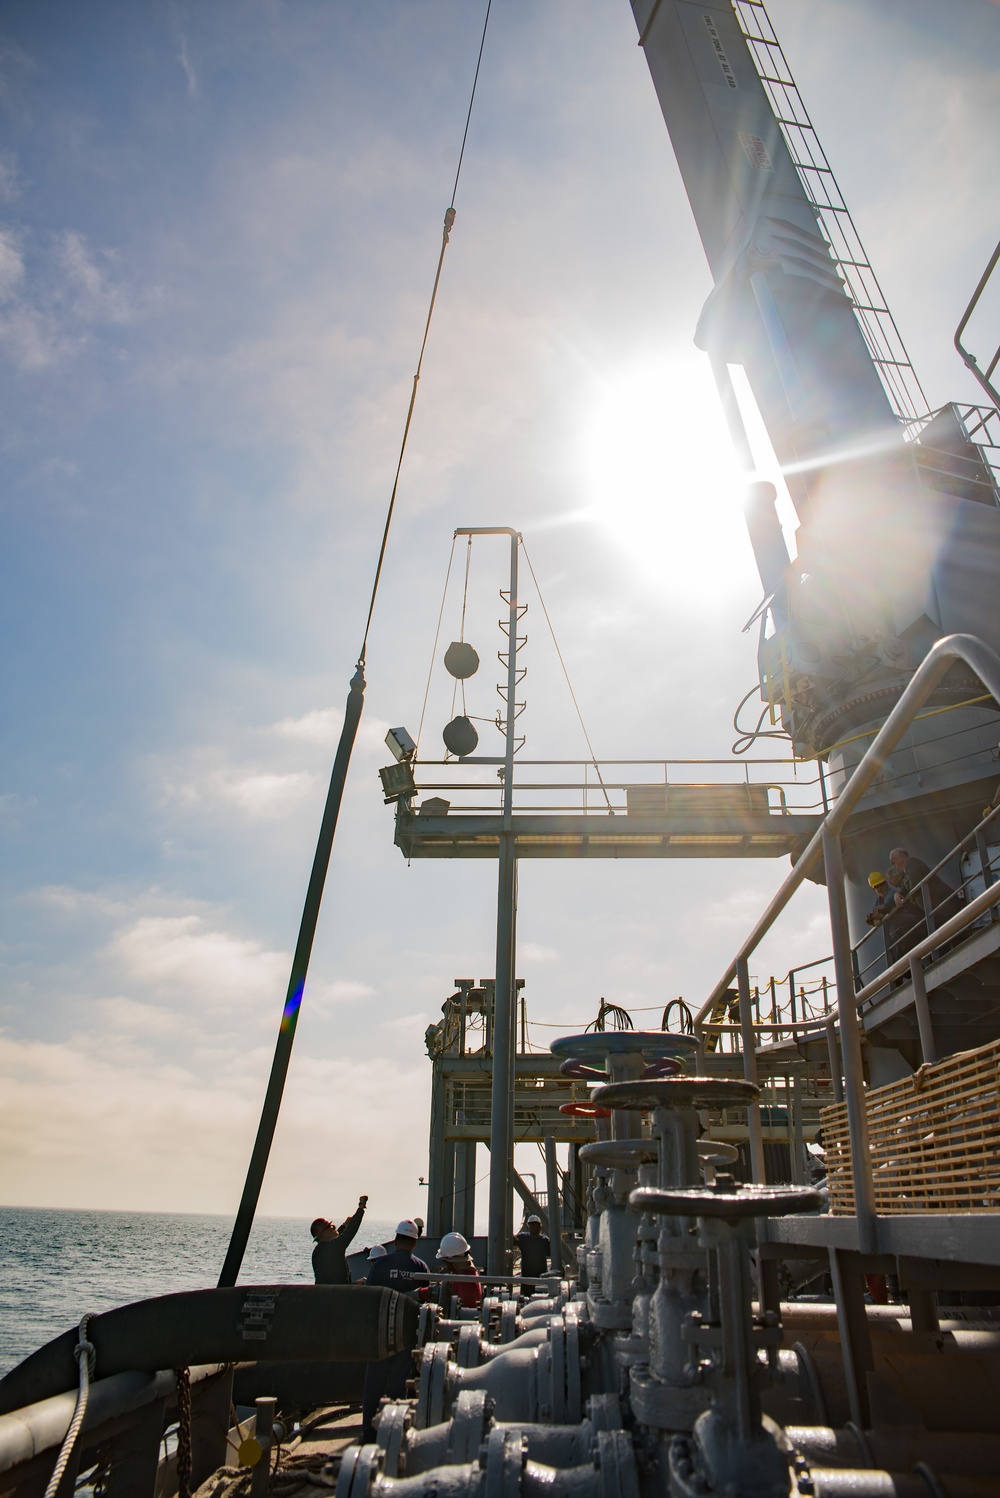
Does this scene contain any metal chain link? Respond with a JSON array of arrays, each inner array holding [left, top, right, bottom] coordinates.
[[174, 1367, 192, 1498]]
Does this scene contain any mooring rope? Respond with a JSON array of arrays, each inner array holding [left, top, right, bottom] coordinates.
[[43, 1316, 95, 1498]]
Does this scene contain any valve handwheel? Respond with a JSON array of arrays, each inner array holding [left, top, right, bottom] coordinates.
[[631, 1183, 822, 1221], [593, 1077, 759, 1111], [578, 1139, 659, 1169]]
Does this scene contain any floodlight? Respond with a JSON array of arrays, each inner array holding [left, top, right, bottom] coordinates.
[[379, 761, 416, 804], [385, 726, 416, 763]]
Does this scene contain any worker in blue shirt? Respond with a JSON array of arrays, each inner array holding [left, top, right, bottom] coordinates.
[[361, 1219, 429, 1442]]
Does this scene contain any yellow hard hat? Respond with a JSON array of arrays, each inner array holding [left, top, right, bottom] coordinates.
[[868, 870, 887, 888]]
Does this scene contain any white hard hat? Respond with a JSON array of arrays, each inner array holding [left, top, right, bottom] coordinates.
[[436, 1231, 471, 1259], [368, 1243, 387, 1260], [395, 1219, 419, 1238], [526, 1214, 542, 1225]]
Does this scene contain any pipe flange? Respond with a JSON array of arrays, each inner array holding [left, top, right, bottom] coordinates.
[[595, 1430, 640, 1498], [335, 1443, 382, 1498], [456, 1323, 481, 1369], [447, 1390, 490, 1465], [374, 1403, 409, 1478], [483, 1428, 526, 1498], [415, 1341, 451, 1429]]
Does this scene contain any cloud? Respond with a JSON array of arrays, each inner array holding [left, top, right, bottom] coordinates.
[[0, 1029, 430, 1215], [55, 230, 134, 325], [271, 707, 392, 756], [97, 996, 179, 1035], [0, 228, 24, 300], [0, 224, 143, 372], [519, 941, 557, 963], [163, 755, 319, 818], [108, 913, 288, 1007], [177, 33, 199, 97]]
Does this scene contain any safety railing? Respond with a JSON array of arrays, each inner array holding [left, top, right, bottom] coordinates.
[[404, 756, 826, 817], [853, 803, 1000, 992], [692, 633, 1000, 1252]]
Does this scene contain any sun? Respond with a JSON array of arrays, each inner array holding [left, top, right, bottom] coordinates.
[[577, 351, 762, 595]]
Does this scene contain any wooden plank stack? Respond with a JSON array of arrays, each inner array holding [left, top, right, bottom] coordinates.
[[821, 1037, 1000, 1214]]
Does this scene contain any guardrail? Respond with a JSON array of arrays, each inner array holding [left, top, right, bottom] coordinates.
[[692, 633, 1000, 1252], [405, 756, 826, 816]]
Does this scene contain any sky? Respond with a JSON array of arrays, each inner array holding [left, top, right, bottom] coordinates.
[[2, 0, 999, 1233]]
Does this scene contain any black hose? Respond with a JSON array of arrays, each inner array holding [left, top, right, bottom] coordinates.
[[218, 666, 365, 1289], [0, 1285, 416, 1416]]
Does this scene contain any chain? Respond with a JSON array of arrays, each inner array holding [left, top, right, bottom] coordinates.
[[174, 1368, 192, 1498]]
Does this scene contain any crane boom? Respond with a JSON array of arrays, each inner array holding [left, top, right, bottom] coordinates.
[[630, 0, 1000, 1024]]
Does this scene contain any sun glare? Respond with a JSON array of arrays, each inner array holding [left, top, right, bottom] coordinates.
[[579, 354, 752, 594]]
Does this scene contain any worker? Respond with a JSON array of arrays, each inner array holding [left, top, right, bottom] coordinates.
[[864, 871, 891, 927], [889, 846, 961, 934], [354, 1243, 386, 1287], [361, 1220, 429, 1442], [436, 1231, 482, 1310], [310, 1194, 368, 1284], [514, 1214, 550, 1284]]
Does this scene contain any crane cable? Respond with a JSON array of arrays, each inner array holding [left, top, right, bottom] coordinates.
[[520, 540, 614, 813], [219, 1, 493, 1289], [358, 0, 493, 667]]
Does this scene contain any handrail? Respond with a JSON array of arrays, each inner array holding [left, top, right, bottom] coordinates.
[[954, 235, 1000, 409], [853, 876, 1000, 1007], [694, 632, 1000, 1254], [695, 633, 1000, 1027]]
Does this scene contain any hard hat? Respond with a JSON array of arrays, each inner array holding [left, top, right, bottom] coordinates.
[[436, 1231, 471, 1259], [526, 1214, 542, 1225], [368, 1243, 387, 1260], [868, 871, 887, 888], [395, 1219, 419, 1238]]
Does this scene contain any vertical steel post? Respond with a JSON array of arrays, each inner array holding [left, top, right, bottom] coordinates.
[[825, 1016, 844, 1104], [441, 1139, 457, 1234], [737, 957, 766, 1183], [486, 529, 521, 1274], [823, 826, 877, 1253], [543, 1133, 563, 1275], [426, 1057, 447, 1238], [251, 1399, 276, 1498], [909, 956, 937, 1065], [791, 1072, 804, 1185]]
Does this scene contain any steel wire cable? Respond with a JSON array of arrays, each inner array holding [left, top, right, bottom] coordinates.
[[358, 0, 492, 667], [520, 541, 614, 812]]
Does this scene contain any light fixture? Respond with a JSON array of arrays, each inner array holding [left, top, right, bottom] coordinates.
[[385, 726, 416, 762]]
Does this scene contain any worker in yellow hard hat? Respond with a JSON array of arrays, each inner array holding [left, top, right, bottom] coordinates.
[[865, 870, 890, 928]]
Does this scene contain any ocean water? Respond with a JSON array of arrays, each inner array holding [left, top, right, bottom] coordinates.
[[0, 1205, 398, 1377]]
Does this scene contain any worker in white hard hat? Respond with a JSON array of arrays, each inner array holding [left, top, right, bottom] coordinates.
[[436, 1230, 481, 1310], [361, 1220, 429, 1443], [353, 1242, 387, 1286]]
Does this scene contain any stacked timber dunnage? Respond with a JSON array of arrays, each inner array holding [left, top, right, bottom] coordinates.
[[822, 1037, 1000, 1215]]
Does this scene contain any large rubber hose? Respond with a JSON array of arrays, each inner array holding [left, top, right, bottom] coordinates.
[[0, 1286, 417, 1417]]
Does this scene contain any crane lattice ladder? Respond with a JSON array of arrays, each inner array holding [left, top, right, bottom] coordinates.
[[733, 0, 927, 424]]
